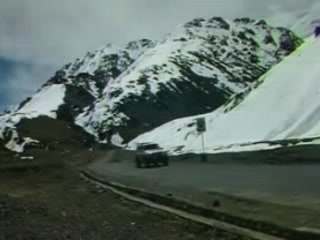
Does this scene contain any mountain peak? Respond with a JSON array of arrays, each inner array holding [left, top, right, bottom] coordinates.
[[124, 38, 155, 59]]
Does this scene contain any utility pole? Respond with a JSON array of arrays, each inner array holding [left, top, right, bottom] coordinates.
[[201, 131, 205, 154]]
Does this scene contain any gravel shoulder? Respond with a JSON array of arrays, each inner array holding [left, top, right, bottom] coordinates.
[[0, 149, 250, 240]]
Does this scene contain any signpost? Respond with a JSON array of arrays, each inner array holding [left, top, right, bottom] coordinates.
[[315, 26, 320, 37], [196, 117, 207, 162]]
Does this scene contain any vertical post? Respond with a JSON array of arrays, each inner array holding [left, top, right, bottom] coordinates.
[[201, 132, 205, 154], [201, 132, 207, 162], [196, 117, 207, 162]]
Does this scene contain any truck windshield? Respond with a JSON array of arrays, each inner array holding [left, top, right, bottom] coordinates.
[[141, 144, 159, 150]]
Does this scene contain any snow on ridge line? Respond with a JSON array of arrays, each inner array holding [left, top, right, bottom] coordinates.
[[129, 36, 320, 154], [17, 84, 66, 119], [62, 39, 155, 77], [0, 83, 66, 136]]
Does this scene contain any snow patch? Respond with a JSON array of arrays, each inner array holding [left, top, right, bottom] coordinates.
[[17, 84, 66, 119], [20, 156, 34, 160], [111, 133, 125, 147]]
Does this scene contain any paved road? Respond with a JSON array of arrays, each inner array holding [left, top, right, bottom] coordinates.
[[88, 157, 320, 210], [87, 149, 320, 231]]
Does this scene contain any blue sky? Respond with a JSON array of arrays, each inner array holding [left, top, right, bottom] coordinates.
[[0, 57, 55, 111], [0, 58, 17, 110]]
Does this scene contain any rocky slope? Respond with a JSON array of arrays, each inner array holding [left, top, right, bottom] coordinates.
[[0, 126, 40, 153], [0, 17, 302, 151], [0, 115, 94, 153]]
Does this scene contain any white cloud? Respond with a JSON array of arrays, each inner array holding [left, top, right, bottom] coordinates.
[[0, 0, 317, 107], [1, 0, 315, 65], [0, 0, 247, 65]]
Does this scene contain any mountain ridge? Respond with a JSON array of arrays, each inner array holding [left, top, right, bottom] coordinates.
[[77, 17, 302, 143], [0, 17, 303, 152]]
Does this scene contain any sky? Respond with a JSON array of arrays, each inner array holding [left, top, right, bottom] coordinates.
[[0, 0, 317, 110]]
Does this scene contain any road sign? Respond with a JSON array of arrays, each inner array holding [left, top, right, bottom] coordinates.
[[196, 117, 206, 132]]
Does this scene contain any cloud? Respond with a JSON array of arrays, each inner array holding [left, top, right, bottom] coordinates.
[[0, 0, 317, 108], [0, 0, 247, 65], [1, 0, 315, 65]]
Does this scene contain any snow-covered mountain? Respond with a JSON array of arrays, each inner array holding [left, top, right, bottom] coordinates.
[[0, 39, 154, 151], [130, 36, 320, 155], [0, 17, 302, 152], [77, 17, 301, 143], [17, 39, 155, 122]]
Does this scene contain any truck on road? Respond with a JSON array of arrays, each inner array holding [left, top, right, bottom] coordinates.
[[135, 143, 169, 168]]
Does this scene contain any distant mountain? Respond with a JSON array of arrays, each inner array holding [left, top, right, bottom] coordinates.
[[130, 36, 320, 154], [0, 125, 39, 153], [77, 17, 302, 143], [0, 17, 302, 152]]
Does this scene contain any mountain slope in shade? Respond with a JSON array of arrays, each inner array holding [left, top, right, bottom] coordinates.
[[77, 17, 302, 143], [0, 116, 95, 153], [129, 36, 320, 154], [0, 126, 40, 153]]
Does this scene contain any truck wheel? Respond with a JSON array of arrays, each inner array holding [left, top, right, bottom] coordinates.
[[145, 159, 151, 168], [152, 157, 158, 167], [163, 158, 169, 166]]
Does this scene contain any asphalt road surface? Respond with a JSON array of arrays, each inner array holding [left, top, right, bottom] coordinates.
[[89, 158, 320, 210]]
